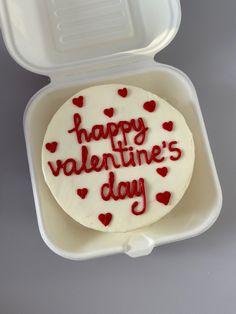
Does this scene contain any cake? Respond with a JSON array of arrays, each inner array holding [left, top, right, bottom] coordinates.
[[42, 84, 195, 232]]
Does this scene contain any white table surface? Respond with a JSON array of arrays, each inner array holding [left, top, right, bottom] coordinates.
[[0, 1, 235, 313]]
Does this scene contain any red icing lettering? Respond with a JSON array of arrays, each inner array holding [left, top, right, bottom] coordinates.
[[102, 153, 121, 170], [48, 160, 63, 176], [68, 114, 90, 143], [131, 178, 146, 215], [48, 115, 183, 177], [90, 155, 103, 172], [151, 145, 165, 163], [100, 172, 146, 216], [68, 114, 148, 150], [136, 145, 164, 165], [113, 142, 136, 167], [44, 90, 189, 223], [47, 139, 182, 177], [169, 141, 182, 161], [133, 118, 149, 145], [63, 158, 78, 176], [136, 149, 152, 165]]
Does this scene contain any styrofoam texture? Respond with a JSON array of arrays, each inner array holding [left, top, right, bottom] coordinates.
[[0, 0, 181, 75], [0, 0, 222, 259], [24, 64, 222, 260]]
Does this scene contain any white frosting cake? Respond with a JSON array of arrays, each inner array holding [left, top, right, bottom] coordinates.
[[42, 84, 195, 232]]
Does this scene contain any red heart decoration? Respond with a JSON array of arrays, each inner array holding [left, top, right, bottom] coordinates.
[[156, 167, 168, 177], [76, 188, 88, 199], [118, 88, 128, 98], [45, 141, 58, 153], [162, 121, 174, 131], [72, 96, 84, 107], [156, 191, 171, 205], [98, 213, 112, 226], [104, 107, 114, 118], [143, 100, 156, 112]]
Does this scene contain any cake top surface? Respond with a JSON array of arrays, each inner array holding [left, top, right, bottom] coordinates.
[[42, 84, 195, 232]]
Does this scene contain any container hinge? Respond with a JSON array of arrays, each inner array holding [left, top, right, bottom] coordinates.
[[50, 55, 155, 85]]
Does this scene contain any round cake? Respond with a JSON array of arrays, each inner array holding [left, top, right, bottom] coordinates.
[[42, 84, 195, 232]]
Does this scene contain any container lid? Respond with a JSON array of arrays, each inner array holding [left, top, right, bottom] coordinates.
[[0, 0, 181, 76]]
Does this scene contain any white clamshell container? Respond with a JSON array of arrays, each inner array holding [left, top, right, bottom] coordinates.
[[0, 0, 222, 260]]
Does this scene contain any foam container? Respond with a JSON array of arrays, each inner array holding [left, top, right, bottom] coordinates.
[[0, 0, 222, 260]]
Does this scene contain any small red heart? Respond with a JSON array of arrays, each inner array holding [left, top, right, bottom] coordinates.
[[98, 213, 112, 226], [156, 191, 171, 205], [156, 167, 168, 177], [143, 100, 156, 112], [104, 107, 114, 118], [72, 96, 84, 107], [45, 142, 58, 153], [118, 88, 128, 98], [76, 188, 88, 199], [162, 121, 174, 131]]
